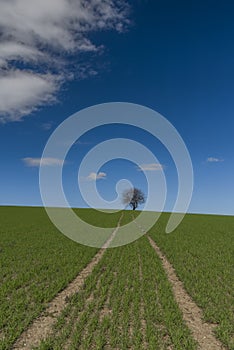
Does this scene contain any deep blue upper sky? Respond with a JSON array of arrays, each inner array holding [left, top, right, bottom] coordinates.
[[0, 0, 233, 215]]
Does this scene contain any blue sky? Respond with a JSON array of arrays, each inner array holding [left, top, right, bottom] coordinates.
[[0, 0, 233, 215]]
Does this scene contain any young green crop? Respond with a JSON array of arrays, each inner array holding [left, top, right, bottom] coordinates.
[[149, 212, 234, 349], [0, 206, 121, 350], [34, 228, 197, 350], [1, 207, 233, 349]]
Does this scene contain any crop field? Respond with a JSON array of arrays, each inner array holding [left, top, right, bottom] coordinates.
[[0, 206, 233, 350], [149, 213, 234, 349]]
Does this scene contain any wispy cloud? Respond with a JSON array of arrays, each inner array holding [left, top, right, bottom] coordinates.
[[86, 172, 107, 181], [0, 0, 130, 123], [206, 157, 224, 163], [75, 140, 92, 146], [138, 163, 164, 171], [41, 121, 54, 131], [0, 71, 59, 122], [22, 157, 64, 167]]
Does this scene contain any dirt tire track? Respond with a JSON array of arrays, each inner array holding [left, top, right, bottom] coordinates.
[[147, 235, 226, 350], [13, 214, 123, 350], [138, 253, 148, 350]]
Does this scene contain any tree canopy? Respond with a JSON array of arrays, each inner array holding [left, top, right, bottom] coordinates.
[[122, 187, 145, 210]]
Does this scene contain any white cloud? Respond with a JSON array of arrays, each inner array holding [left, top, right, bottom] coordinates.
[[138, 163, 164, 171], [22, 157, 64, 167], [41, 121, 54, 130], [0, 42, 44, 64], [0, 0, 130, 122], [86, 172, 107, 181], [0, 71, 59, 122], [75, 140, 92, 145], [206, 157, 224, 163]]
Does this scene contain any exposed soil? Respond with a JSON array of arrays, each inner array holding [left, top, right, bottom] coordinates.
[[138, 253, 148, 350], [13, 216, 123, 350], [13, 213, 226, 350], [147, 235, 226, 350]]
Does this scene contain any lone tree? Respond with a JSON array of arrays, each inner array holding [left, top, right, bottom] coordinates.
[[122, 187, 146, 210]]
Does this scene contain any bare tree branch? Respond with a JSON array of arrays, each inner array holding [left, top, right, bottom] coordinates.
[[122, 187, 145, 210]]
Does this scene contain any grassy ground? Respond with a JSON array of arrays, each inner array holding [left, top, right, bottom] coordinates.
[[149, 212, 234, 349], [35, 236, 196, 350], [0, 206, 120, 350], [0, 207, 233, 349]]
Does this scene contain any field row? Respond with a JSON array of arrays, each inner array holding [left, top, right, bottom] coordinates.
[[0, 207, 233, 349], [34, 235, 196, 350], [0, 207, 121, 350], [149, 213, 234, 349]]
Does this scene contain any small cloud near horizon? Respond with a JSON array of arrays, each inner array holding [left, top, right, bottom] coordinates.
[[75, 140, 92, 146], [22, 157, 65, 167], [41, 122, 54, 131], [206, 157, 224, 163], [138, 163, 164, 171], [86, 172, 107, 181]]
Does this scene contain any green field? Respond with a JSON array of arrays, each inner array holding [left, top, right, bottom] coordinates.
[[0, 206, 233, 349], [149, 213, 234, 349]]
